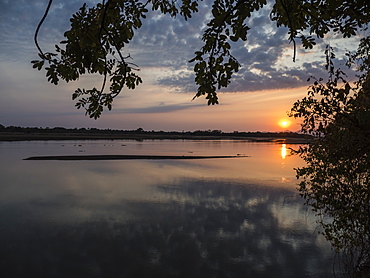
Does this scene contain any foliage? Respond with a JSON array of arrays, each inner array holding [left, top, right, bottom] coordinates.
[[33, 0, 370, 118], [290, 40, 370, 277]]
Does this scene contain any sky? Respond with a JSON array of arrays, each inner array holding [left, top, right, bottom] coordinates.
[[0, 0, 362, 132]]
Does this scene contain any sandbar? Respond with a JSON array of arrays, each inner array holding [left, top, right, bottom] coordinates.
[[24, 154, 248, 161]]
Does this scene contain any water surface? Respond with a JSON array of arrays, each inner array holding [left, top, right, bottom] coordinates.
[[0, 140, 334, 277]]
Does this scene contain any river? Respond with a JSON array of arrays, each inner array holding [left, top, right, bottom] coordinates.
[[0, 140, 335, 277]]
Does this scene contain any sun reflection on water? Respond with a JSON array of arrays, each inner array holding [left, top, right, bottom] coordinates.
[[281, 144, 287, 159]]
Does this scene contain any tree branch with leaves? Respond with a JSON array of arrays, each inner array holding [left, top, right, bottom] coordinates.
[[33, 0, 370, 118], [290, 41, 370, 277]]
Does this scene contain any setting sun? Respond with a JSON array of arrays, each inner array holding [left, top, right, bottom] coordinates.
[[279, 120, 291, 129]]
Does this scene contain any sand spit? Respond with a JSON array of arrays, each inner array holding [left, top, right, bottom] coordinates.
[[24, 154, 248, 161]]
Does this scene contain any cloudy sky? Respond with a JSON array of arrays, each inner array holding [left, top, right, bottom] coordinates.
[[0, 0, 361, 132]]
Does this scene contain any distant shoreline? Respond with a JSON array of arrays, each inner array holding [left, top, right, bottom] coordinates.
[[0, 126, 313, 144], [0, 133, 311, 144]]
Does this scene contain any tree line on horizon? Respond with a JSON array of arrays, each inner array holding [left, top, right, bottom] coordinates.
[[0, 124, 310, 138]]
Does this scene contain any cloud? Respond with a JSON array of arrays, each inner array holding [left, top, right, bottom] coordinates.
[[0, 0, 99, 63], [156, 70, 197, 93], [0, 0, 361, 130], [149, 6, 309, 93], [1, 0, 350, 93], [147, 4, 358, 94], [114, 102, 204, 114]]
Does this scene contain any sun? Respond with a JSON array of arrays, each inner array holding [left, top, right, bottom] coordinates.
[[279, 120, 291, 129]]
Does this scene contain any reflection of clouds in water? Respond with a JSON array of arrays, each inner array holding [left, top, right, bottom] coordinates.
[[279, 177, 292, 183], [270, 196, 327, 252], [240, 219, 255, 232], [245, 196, 267, 208], [0, 141, 333, 277], [155, 178, 334, 270], [0, 177, 335, 277]]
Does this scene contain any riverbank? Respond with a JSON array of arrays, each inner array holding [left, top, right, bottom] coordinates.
[[0, 132, 311, 144], [0, 126, 313, 144]]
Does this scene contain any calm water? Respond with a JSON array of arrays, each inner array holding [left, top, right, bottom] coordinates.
[[0, 140, 335, 277]]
